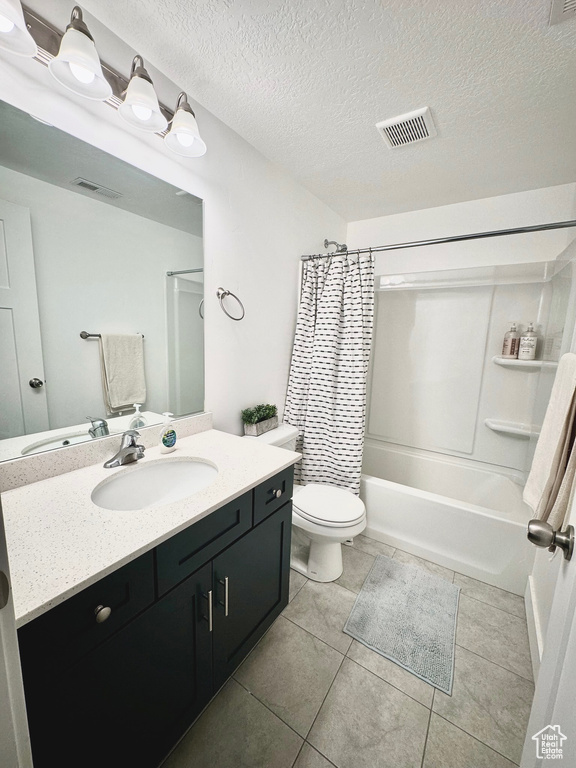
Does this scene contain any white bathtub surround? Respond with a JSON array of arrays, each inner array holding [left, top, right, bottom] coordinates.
[[361, 441, 534, 595], [284, 253, 375, 494], [523, 352, 576, 528], [1, 429, 300, 627]]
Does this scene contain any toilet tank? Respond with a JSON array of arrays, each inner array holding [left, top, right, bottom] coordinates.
[[244, 423, 299, 451]]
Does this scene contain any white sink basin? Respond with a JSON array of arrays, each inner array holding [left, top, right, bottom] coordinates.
[[21, 431, 91, 456], [91, 458, 218, 511]]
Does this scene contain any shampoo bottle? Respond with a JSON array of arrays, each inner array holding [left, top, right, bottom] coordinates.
[[160, 412, 177, 454], [501, 323, 520, 359], [518, 322, 537, 361]]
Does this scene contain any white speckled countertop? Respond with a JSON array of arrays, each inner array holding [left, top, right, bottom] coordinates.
[[1, 429, 300, 628]]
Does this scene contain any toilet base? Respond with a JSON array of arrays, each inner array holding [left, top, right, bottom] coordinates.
[[291, 537, 344, 582]]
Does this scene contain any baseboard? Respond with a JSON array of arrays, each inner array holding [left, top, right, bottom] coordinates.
[[525, 575, 543, 680]]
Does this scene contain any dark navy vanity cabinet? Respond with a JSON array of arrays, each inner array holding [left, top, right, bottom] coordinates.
[[18, 466, 294, 768]]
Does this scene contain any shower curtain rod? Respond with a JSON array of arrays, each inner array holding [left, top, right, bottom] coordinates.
[[166, 268, 204, 276], [300, 219, 576, 261]]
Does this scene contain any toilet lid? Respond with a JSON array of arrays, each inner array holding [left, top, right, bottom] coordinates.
[[293, 484, 365, 526]]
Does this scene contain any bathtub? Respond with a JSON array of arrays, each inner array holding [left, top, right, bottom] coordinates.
[[360, 440, 535, 595]]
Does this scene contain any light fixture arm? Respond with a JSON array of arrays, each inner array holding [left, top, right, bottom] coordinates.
[[175, 91, 195, 117], [129, 54, 153, 84], [66, 6, 93, 41]]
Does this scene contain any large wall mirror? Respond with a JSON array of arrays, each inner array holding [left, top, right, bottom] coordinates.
[[0, 100, 204, 462]]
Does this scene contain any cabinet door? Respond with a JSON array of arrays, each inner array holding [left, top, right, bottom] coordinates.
[[22, 562, 213, 768], [212, 502, 291, 689]]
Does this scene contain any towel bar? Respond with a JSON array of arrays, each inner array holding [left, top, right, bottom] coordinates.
[[80, 331, 145, 339]]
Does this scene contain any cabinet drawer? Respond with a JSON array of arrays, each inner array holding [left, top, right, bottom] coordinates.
[[18, 551, 155, 672], [253, 467, 294, 525], [156, 491, 252, 596]]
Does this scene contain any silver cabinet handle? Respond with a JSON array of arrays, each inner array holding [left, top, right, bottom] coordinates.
[[527, 520, 574, 561], [273, 489, 283, 499], [202, 590, 213, 632], [94, 605, 112, 623], [29, 378, 44, 389], [218, 577, 229, 617]]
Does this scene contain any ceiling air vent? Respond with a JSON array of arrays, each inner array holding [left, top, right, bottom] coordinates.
[[70, 178, 123, 199], [376, 107, 437, 149], [550, 0, 576, 25]]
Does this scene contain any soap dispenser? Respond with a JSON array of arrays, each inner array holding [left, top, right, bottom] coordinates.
[[128, 404, 147, 430], [160, 412, 177, 454], [519, 322, 537, 361], [501, 323, 520, 359]]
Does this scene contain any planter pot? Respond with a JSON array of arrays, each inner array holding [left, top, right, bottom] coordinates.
[[243, 416, 278, 437]]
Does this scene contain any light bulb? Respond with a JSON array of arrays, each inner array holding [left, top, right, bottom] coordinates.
[[69, 61, 95, 84], [176, 132, 195, 148], [0, 14, 15, 33], [131, 104, 153, 121]]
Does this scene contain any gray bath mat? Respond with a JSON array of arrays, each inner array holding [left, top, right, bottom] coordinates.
[[344, 555, 460, 694]]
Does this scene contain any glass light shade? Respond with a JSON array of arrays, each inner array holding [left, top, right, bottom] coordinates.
[[165, 109, 207, 157], [118, 75, 168, 133], [49, 28, 111, 100], [0, 0, 37, 57]]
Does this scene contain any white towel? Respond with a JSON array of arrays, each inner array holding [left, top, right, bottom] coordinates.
[[99, 334, 146, 414], [523, 352, 576, 525]]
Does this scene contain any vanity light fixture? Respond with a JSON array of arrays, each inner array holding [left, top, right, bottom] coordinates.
[[164, 92, 207, 157], [48, 6, 111, 100], [0, 0, 37, 56], [118, 55, 168, 133]]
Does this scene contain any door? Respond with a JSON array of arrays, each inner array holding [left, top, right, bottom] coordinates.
[[0, 199, 48, 440], [0, 498, 33, 768], [521, 499, 576, 766], [22, 562, 213, 768], [212, 503, 291, 689]]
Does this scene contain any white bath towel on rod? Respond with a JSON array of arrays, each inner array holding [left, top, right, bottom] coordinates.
[[523, 352, 576, 526], [99, 333, 146, 413]]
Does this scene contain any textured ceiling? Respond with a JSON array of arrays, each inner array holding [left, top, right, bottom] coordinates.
[[79, 0, 576, 221]]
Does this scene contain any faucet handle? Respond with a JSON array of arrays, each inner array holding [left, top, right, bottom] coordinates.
[[121, 430, 140, 447]]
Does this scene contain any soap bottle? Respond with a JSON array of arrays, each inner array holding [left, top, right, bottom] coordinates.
[[128, 404, 147, 430], [160, 412, 177, 454], [518, 322, 537, 361], [501, 323, 520, 359]]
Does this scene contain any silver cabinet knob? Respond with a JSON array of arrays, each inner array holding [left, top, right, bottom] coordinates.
[[0, 571, 9, 610], [29, 378, 44, 389], [94, 605, 112, 623], [273, 489, 283, 499]]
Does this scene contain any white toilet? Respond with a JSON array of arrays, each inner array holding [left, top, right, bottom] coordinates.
[[246, 424, 366, 582]]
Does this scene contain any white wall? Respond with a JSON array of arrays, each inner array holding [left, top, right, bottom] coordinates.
[[0, 164, 202, 429], [347, 183, 576, 274], [0, 5, 345, 437]]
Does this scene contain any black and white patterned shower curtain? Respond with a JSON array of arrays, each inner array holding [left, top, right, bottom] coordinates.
[[284, 253, 375, 495]]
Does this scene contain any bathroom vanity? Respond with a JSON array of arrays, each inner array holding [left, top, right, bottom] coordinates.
[[2, 430, 298, 768]]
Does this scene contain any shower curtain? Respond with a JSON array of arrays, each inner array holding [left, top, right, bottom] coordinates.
[[284, 253, 375, 494]]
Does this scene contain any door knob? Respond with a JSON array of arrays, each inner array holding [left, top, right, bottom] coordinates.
[[29, 378, 44, 389], [527, 519, 574, 561]]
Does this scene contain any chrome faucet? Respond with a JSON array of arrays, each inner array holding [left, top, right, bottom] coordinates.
[[87, 416, 109, 438], [103, 430, 145, 469]]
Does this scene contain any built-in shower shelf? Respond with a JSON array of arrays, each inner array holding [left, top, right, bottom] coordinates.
[[484, 419, 540, 438], [492, 356, 558, 370]]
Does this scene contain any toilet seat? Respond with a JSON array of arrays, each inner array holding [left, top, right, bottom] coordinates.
[[293, 484, 365, 528]]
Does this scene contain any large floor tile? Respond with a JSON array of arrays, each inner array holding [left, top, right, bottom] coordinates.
[[347, 639, 434, 708], [456, 595, 532, 680], [234, 616, 343, 737], [351, 534, 395, 558], [454, 573, 525, 619], [294, 743, 336, 768], [161, 679, 302, 768], [335, 545, 375, 593], [423, 713, 518, 768], [283, 580, 356, 654], [393, 549, 455, 582], [308, 658, 430, 768], [433, 646, 534, 764], [289, 569, 308, 602]]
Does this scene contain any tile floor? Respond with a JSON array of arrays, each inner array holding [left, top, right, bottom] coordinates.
[[162, 535, 534, 768]]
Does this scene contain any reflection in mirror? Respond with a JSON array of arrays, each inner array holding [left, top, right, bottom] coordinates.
[[0, 99, 204, 462]]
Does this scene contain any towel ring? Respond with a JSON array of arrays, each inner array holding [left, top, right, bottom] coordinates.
[[199, 299, 204, 319], [217, 287, 245, 321]]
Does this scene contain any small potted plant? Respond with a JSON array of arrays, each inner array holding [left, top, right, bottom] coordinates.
[[241, 403, 278, 436]]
